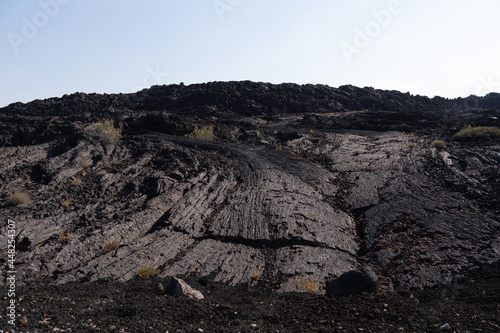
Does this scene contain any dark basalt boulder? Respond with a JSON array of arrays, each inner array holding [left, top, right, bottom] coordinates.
[[326, 267, 379, 296]]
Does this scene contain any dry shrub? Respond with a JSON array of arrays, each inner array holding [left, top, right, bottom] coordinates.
[[289, 154, 305, 161], [137, 266, 160, 279], [79, 158, 91, 169], [250, 268, 263, 280], [61, 199, 71, 208], [454, 125, 500, 140], [101, 240, 120, 254], [430, 140, 447, 149], [185, 125, 215, 140], [59, 230, 74, 243], [7, 192, 31, 205], [298, 276, 319, 294], [93, 119, 123, 144]]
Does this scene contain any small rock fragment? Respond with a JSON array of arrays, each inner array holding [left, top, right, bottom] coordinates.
[[156, 282, 165, 295], [165, 276, 204, 299], [439, 323, 452, 331]]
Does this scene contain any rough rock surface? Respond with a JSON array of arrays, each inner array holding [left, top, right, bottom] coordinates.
[[0, 81, 499, 296], [326, 267, 379, 296], [165, 276, 204, 299]]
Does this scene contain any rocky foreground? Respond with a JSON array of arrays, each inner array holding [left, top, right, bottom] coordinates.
[[0, 82, 499, 331]]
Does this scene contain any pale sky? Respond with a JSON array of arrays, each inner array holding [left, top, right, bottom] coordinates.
[[1, 0, 499, 107]]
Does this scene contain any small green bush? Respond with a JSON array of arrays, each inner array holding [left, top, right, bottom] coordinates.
[[430, 140, 447, 149], [454, 125, 500, 140], [93, 119, 123, 144], [185, 125, 215, 140], [7, 192, 31, 205]]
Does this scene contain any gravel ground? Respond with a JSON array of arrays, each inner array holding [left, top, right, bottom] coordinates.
[[1, 263, 498, 333]]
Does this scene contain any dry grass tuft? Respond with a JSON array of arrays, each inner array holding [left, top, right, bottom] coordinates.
[[185, 125, 215, 140], [61, 199, 71, 208], [79, 158, 91, 169], [137, 266, 160, 279], [250, 268, 263, 280], [101, 240, 120, 254], [59, 230, 74, 243], [7, 192, 31, 205], [298, 276, 319, 294], [430, 140, 447, 149], [95, 169, 108, 176], [289, 154, 305, 161], [71, 177, 82, 186], [454, 125, 500, 140], [93, 119, 123, 144]]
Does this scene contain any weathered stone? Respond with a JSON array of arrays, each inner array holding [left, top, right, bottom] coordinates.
[[165, 277, 204, 299], [326, 267, 379, 296]]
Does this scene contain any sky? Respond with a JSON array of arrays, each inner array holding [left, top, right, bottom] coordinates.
[[1, 0, 500, 107]]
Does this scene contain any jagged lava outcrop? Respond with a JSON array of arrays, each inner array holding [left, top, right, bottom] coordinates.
[[1, 82, 499, 292]]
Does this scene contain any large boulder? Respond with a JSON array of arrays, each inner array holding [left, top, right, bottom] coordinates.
[[165, 277, 204, 300], [326, 267, 379, 296]]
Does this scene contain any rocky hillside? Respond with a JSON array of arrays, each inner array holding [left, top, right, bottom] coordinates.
[[1, 81, 499, 294]]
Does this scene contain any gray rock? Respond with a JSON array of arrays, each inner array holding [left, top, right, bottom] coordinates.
[[156, 282, 165, 295], [165, 277, 204, 299], [439, 323, 452, 331], [326, 267, 379, 296]]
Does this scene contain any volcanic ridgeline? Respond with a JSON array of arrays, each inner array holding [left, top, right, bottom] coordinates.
[[0, 81, 499, 292]]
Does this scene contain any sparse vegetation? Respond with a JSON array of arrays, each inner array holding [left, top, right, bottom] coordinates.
[[101, 240, 120, 254], [250, 269, 263, 280], [61, 199, 71, 208], [95, 169, 108, 176], [137, 266, 160, 279], [59, 230, 74, 243], [79, 158, 91, 169], [298, 277, 319, 294], [93, 119, 123, 144], [305, 215, 318, 222], [185, 125, 215, 140], [190, 267, 201, 275], [71, 177, 83, 186], [430, 140, 447, 149], [7, 192, 31, 205], [289, 154, 305, 161], [453, 125, 500, 140]]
